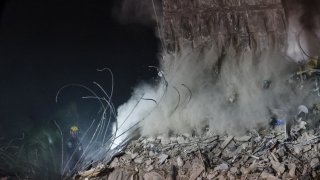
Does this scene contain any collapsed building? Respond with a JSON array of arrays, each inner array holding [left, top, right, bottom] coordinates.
[[76, 0, 320, 179]]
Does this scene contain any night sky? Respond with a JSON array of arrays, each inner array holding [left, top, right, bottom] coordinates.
[[0, 0, 159, 137]]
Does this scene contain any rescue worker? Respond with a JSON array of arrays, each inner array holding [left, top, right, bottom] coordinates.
[[66, 125, 83, 172]]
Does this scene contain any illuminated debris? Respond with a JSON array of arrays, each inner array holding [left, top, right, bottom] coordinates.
[[75, 116, 320, 179], [234, 136, 251, 142], [158, 154, 169, 165], [176, 156, 183, 167], [78, 163, 111, 178], [298, 105, 309, 115]]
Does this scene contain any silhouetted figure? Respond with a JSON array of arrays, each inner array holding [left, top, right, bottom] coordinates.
[[65, 125, 83, 173]]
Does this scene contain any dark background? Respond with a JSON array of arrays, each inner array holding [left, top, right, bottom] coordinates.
[[0, 0, 159, 137]]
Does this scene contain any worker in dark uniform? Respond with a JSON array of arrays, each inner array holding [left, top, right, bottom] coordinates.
[[66, 125, 83, 172]]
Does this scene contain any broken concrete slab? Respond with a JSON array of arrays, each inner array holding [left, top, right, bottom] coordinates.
[[158, 154, 169, 165], [176, 156, 184, 167], [220, 136, 234, 149], [271, 160, 285, 176], [234, 136, 251, 142], [189, 166, 204, 180], [143, 172, 165, 180]]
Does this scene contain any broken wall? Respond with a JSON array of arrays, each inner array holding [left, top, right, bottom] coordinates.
[[161, 0, 287, 53]]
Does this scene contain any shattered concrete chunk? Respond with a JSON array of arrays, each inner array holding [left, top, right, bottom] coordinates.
[[160, 138, 171, 145], [234, 136, 251, 142], [145, 159, 154, 166], [169, 136, 177, 142], [271, 160, 285, 175], [303, 145, 312, 153], [177, 136, 188, 144], [288, 163, 296, 177], [145, 165, 154, 172], [143, 172, 165, 180], [220, 136, 233, 149], [149, 151, 157, 157], [142, 139, 148, 144], [294, 146, 302, 154], [229, 167, 239, 174], [298, 121, 307, 130], [184, 145, 197, 154], [189, 166, 204, 180], [147, 137, 156, 142], [158, 154, 169, 165], [260, 171, 280, 180], [240, 167, 250, 175], [134, 156, 144, 164], [214, 163, 229, 171], [212, 148, 222, 157], [207, 173, 218, 179], [177, 156, 184, 167], [131, 152, 139, 159], [310, 158, 319, 168], [227, 172, 236, 180], [107, 168, 133, 180]]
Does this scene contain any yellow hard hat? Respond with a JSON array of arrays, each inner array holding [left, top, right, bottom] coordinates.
[[70, 125, 79, 133]]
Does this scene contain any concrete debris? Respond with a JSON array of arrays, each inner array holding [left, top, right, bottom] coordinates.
[[260, 171, 280, 180], [234, 135, 251, 142], [158, 154, 169, 165], [160, 138, 170, 145], [134, 156, 144, 164], [189, 166, 204, 180], [271, 160, 285, 175], [310, 158, 319, 168], [143, 172, 165, 180], [145, 159, 154, 166], [106, 168, 134, 180], [78, 163, 107, 178], [131, 152, 138, 159], [176, 156, 184, 167], [177, 136, 188, 144], [147, 137, 156, 142], [220, 136, 233, 149], [288, 163, 296, 177], [75, 105, 320, 179], [214, 163, 229, 171]]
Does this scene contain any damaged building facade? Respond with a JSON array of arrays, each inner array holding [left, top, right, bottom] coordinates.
[[161, 0, 287, 53], [76, 0, 320, 179]]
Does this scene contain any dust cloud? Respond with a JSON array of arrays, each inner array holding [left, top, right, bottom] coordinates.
[[111, 1, 320, 147]]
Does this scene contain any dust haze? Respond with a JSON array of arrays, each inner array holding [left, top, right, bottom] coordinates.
[[112, 1, 320, 146]]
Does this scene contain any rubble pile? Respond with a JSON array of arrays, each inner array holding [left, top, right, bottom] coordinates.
[[77, 108, 320, 179]]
